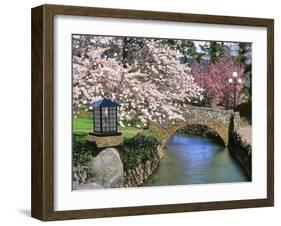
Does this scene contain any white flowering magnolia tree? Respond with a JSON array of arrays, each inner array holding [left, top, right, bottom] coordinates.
[[73, 36, 203, 126]]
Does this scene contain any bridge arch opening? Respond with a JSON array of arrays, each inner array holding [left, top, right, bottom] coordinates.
[[175, 124, 226, 146], [150, 108, 239, 148]]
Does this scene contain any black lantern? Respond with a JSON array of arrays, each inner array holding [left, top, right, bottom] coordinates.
[[89, 98, 121, 136]]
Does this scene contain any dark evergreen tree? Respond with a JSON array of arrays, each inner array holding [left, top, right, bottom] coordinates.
[[200, 41, 228, 63]]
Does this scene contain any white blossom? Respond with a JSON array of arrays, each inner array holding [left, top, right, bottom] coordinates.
[[72, 36, 204, 125]]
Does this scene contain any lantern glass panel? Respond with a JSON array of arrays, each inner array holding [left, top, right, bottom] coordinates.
[[94, 107, 101, 132], [101, 107, 117, 132]]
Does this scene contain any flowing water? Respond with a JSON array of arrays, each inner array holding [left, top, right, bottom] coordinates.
[[144, 133, 250, 187]]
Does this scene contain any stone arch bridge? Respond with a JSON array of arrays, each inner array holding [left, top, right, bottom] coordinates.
[[151, 106, 240, 147]]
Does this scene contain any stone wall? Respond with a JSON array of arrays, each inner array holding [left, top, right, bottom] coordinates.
[[228, 131, 252, 178], [228, 115, 252, 178], [123, 145, 162, 187]]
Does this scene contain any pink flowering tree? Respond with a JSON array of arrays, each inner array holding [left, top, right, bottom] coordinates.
[[191, 57, 245, 108], [73, 36, 204, 126]]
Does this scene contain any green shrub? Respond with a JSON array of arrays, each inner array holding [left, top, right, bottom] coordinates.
[[72, 132, 101, 166], [118, 130, 160, 170]]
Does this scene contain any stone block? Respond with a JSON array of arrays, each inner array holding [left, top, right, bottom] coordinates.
[[86, 134, 123, 148]]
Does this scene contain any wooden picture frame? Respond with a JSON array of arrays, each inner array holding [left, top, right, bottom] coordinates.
[[31, 4, 274, 221]]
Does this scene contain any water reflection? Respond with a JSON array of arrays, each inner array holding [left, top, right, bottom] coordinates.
[[144, 133, 250, 187]]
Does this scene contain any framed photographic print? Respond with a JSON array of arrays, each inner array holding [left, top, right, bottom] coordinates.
[[31, 4, 274, 221]]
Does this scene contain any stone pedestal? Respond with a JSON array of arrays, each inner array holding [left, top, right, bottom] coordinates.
[[86, 134, 123, 148]]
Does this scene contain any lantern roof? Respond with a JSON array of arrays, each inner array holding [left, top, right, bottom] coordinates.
[[89, 98, 120, 108]]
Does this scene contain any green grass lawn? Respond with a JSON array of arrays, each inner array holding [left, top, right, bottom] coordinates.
[[73, 114, 93, 131], [73, 112, 143, 141]]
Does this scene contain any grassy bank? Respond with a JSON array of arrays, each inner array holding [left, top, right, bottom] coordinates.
[[73, 111, 143, 141]]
